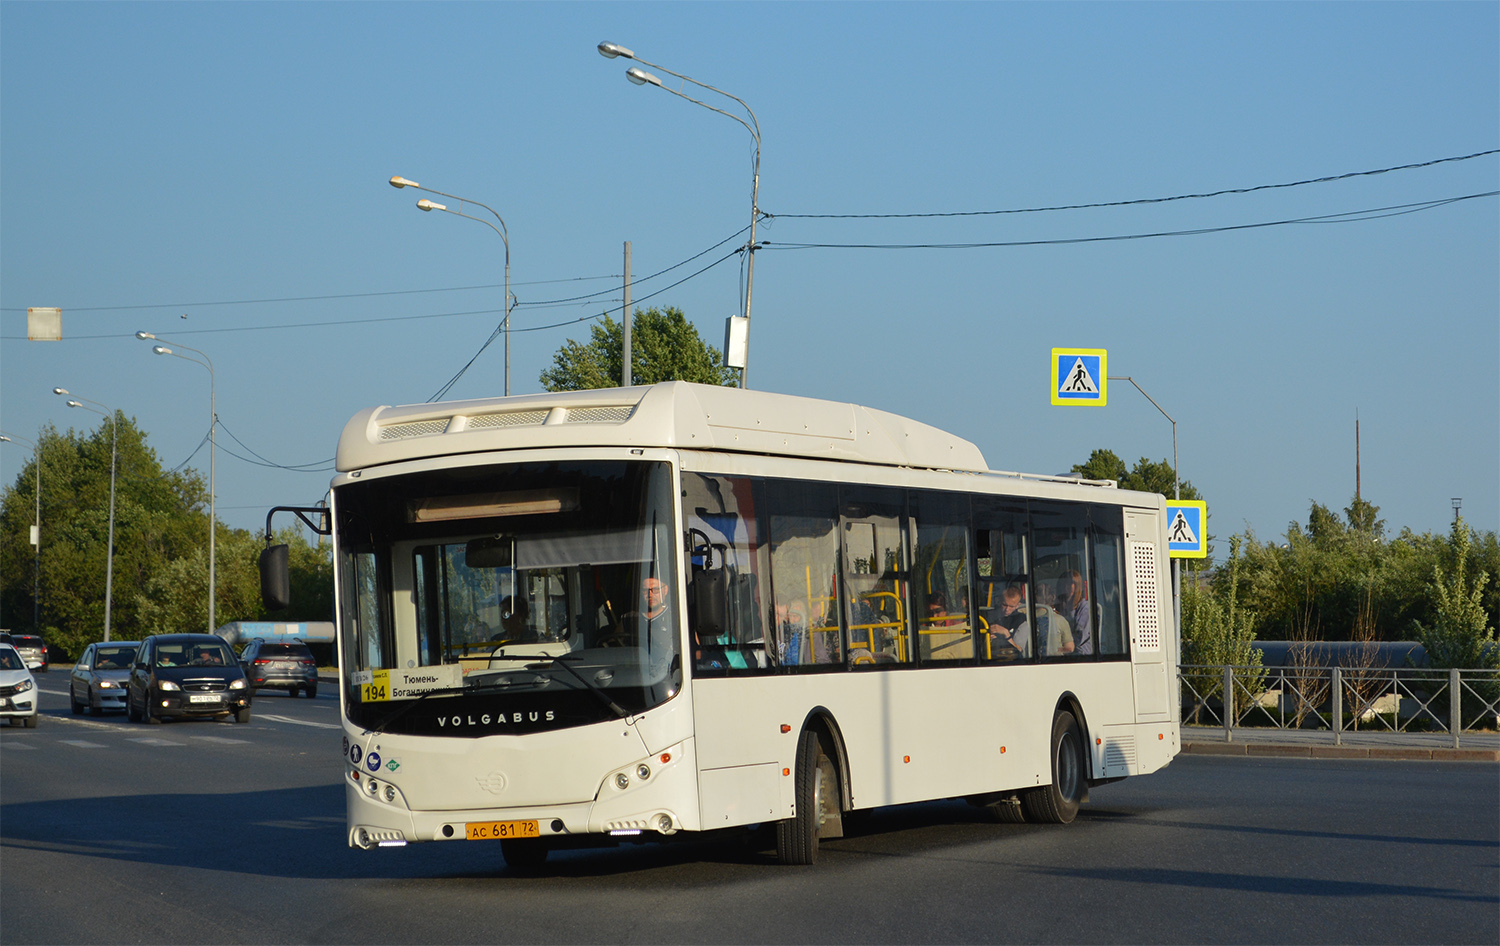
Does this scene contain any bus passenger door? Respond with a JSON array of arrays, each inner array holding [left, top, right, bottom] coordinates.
[[1124, 509, 1170, 722]]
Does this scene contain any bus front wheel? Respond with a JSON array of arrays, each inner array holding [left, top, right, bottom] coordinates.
[[1023, 710, 1084, 824], [777, 728, 838, 865]]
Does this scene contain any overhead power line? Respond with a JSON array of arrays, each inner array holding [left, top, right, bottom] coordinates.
[[772, 149, 1500, 220], [762, 192, 1498, 251]]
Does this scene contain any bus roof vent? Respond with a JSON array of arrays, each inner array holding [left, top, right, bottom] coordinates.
[[563, 405, 635, 425], [378, 418, 450, 441], [467, 409, 550, 430]]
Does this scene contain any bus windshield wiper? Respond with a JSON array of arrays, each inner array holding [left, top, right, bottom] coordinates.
[[486, 653, 629, 719]]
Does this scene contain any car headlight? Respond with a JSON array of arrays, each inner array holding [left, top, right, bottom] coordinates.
[[97, 679, 117, 689], [156, 679, 180, 691], [229, 678, 247, 690], [14, 679, 33, 694]]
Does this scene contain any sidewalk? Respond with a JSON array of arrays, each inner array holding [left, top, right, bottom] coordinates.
[[1182, 725, 1499, 762]]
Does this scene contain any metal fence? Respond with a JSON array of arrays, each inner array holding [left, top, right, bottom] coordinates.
[[1179, 664, 1500, 748]]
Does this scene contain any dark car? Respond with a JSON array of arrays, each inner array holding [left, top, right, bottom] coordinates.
[[11, 635, 47, 672], [238, 638, 319, 698], [70, 640, 141, 715], [127, 634, 251, 724]]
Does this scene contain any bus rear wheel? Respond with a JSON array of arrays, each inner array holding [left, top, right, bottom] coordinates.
[[777, 728, 838, 865], [1023, 710, 1084, 824]]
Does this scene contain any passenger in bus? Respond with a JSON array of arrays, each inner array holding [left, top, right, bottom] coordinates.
[[925, 592, 964, 628], [1057, 571, 1092, 655], [989, 585, 1031, 659], [1034, 583, 1075, 656], [774, 599, 808, 665]]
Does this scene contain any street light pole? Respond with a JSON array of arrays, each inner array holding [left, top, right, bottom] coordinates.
[[0, 432, 42, 633], [135, 333, 217, 632], [389, 177, 514, 397], [1109, 374, 1182, 651], [52, 391, 117, 642], [598, 41, 762, 389]]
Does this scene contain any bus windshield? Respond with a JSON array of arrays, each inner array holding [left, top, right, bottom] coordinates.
[[336, 459, 679, 736]]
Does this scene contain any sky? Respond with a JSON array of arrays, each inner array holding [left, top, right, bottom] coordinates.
[[3, 2, 1497, 547]]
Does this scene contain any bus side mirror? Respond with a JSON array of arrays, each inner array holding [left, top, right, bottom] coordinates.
[[691, 568, 729, 637], [260, 544, 291, 611]]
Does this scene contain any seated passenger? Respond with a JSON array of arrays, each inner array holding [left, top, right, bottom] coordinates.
[[1057, 571, 1092, 655], [1034, 583, 1075, 657], [988, 585, 1031, 659]]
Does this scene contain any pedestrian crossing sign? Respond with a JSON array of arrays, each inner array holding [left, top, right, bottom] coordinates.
[[1166, 500, 1208, 558], [1051, 348, 1107, 405]]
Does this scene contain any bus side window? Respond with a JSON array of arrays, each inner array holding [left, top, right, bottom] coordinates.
[[682, 473, 772, 674], [911, 490, 973, 663], [973, 496, 1031, 663], [1029, 500, 1089, 659], [840, 486, 909, 667], [1090, 505, 1127, 657], [767, 479, 842, 667]]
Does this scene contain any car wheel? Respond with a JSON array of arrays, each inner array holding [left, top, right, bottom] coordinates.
[[305, 683, 318, 699], [71, 688, 85, 714], [144, 692, 162, 725], [23, 713, 38, 728], [90, 698, 104, 717], [127, 690, 140, 722], [288, 686, 300, 699], [234, 706, 251, 724]]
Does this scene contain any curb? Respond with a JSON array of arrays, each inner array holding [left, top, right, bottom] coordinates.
[[1183, 742, 1498, 762]]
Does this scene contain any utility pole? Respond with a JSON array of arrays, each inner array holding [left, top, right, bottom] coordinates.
[[622, 241, 633, 387]]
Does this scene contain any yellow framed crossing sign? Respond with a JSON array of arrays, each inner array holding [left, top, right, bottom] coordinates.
[[1051, 348, 1107, 405], [1166, 500, 1208, 559]]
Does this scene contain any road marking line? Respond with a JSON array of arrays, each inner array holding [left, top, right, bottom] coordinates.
[[126, 737, 184, 747], [191, 736, 250, 745], [256, 713, 342, 730], [59, 739, 107, 749], [0, 742, 37, 750]]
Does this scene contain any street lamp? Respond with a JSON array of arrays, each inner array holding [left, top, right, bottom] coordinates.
[[598, 40, 762, 388], [52, 389, 117, 642], [0, 432, 42, 634], [390, 176, 514, 396], [135, 332, 217, 632]]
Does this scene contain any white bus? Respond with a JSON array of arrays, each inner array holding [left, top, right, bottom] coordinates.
[[263, 381, 1179, 869]]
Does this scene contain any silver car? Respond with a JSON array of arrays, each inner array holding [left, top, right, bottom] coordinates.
[[70, 641, 141, 716], [0, 644, 39, 727]]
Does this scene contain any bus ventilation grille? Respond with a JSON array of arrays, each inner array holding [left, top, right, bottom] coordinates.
[[563, 405, 635, 425], [1103, 736, 1137, 773], [1129, 541, 1161, 651], [467, 409, 551, 430], [379, 419, 450, 441]]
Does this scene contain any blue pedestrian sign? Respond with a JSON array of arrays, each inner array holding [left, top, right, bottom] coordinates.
[[1166, 500, 1208, 559], [1051, 348, 1107, 406]]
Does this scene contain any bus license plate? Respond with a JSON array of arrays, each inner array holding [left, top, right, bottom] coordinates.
[[465, 820, 539, 841], [189, 693, 223, 703]]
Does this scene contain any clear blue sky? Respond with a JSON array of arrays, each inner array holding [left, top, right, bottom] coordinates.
[[3, 2, 1496, 544]]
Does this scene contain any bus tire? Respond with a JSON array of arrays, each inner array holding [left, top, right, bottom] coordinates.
[[776, 728, 835, 865], [501, 838, 549, 874], [1023, 710, 1084, 824], [987, 795, 1028, 824]]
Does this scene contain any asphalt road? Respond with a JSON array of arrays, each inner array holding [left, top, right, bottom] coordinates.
[[2, 678, 1496, 945]]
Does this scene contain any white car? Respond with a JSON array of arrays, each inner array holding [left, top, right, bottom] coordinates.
[[0, 643, 39, 727]]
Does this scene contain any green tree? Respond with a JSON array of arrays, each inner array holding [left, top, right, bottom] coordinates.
[[1181, 535, 1265, 722], [539, 306, 738, 392], [1070, 448, 1200, 501], [1412, 516, 1497, 671], [1, 416, 207, 657]]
